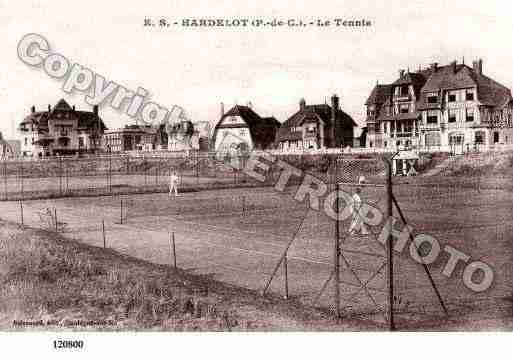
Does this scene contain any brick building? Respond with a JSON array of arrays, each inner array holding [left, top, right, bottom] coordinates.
[[275, 94, 356, 151]]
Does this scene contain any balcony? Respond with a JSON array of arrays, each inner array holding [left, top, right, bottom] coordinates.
[[394, 94, 412, 102], [419, 124, 440, 132]]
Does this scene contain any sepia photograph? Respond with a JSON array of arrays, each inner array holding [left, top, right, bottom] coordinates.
[[1, 0, 513, 357]]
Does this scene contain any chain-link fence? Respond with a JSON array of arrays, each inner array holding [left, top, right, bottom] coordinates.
[[2, 150, 512, 329]]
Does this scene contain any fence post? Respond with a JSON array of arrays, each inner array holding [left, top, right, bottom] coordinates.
[[109, 154, 112, 192], [59, 156, 63, 195], [386, 158, 395, 331], [54, 208, 58, 233], [242, 195, 245, 214], [19, 200, 24, 226], [196, 151, 199, 184], [283, 254, 289, 299], [20, 161, 24, 200], [170, 232, 177, 269], [334, 180, 341, 319], [120, 199, 123, 224], [102, 219, 106, 248], [3, 160, 7, 201]]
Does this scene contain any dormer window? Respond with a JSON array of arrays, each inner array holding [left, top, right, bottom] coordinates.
[[448, 91, 457, 103]]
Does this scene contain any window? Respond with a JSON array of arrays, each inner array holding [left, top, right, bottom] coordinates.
[[400, 85, 409, 96], [383, 122, 387, 134], [400, 104, 409, 114], [239, 129, 247, 136], [425, 133, 441, 146], [427, 110, 438, 124], [466, 108, 474, 122], [24, 138, 28, 145], [475, 131, 484, 144], [427, 93, 438, 104], [448, 110, 457, 123], [404, 121, 413, 133], [79, 137, 84, 147], [466, 89, 474, 101], [448, 91, 457, 102], [494, 132, 499, 143], [384, 141, 388, 147]]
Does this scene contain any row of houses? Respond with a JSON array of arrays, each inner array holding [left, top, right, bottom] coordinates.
[[212, 94, 357, 154], [15, 58, 513, 158], [18, 99, 208, 158], [212, 58, 513, 155], [365, 58, 513, 154]]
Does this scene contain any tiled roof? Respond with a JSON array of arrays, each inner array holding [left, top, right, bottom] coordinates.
[[421, 65, 475, 92], [53, 98, 73, 111], [20, 100, 107, 132], [365, 84, 393, 105], [366, 61, 513, 117], [276, 104, 357, 142], [214, 105, 280, 150]]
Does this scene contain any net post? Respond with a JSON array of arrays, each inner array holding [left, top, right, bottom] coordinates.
[[385, 157, 395, 331]]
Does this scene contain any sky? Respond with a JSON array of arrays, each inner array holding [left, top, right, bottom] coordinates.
[[2, 0, 513, 139]]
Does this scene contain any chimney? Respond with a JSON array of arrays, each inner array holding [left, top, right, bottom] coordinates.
[[48, 104, 51, 112], [399, 69, 405, 78], [299, 98, 306, 110], [220, 102, 225, 118], [331, 93, 340, 111], [451, 60, 457, 73], [72, 105, 76, 111], [430, 62, 438, 72], [93, 105, 99, 116], [31, 106, 35, 113], [473, 58, 483, 75]]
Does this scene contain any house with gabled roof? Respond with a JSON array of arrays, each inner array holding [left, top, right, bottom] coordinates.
[[365, 59, 513, 153], [18, 99, 107, 157], [212, 104, 280, 152], [276, 94, 357, 151]]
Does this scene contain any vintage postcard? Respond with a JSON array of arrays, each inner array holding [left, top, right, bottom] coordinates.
[[0, 0, 512, 356]]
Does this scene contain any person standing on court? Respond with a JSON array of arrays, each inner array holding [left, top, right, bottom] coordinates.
[[169, 170, 180, 198], [348, 187, 369, 236]]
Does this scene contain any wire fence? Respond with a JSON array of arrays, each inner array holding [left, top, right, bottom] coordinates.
[[3, 151, 512, 329]]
